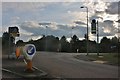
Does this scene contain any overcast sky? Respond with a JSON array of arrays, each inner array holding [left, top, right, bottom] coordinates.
[[1, 0, 120, 42]]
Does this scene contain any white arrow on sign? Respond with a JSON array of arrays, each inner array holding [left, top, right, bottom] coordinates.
[[28, 47, 34, 53]]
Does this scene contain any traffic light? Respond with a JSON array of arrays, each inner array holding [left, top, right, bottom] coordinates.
[[91, 19, 96, 34]]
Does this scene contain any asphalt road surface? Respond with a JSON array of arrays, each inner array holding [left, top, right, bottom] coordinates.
[[33, 52, 119, 78]]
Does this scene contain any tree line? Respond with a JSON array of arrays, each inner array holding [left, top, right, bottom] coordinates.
[[2, 32, 120, 53]]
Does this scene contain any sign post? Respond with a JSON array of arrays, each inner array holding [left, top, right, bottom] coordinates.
[[8, 27, 20, 59], [23, 44, 36, 72]]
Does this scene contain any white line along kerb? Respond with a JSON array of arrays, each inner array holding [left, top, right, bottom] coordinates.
[[23, 44, 36, 60]]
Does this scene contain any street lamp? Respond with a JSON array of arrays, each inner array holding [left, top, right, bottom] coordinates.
[[45, 25, 48, 51], [81, 6, 89, 55]]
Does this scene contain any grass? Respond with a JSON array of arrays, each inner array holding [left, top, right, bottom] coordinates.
[[74, 53, 119, 66], [88, 53, 119, 66]]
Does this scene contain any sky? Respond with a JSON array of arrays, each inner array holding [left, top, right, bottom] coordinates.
[[1, 0, 120, 42]]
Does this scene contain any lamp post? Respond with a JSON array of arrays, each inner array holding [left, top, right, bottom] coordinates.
[[81, 6, 89, 55], [45, 25, 48, 51]]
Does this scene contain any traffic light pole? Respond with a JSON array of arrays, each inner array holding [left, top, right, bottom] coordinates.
[[8, 27, 20, 59], [86, 7, 89, 56], [97, 21, 99, 56]]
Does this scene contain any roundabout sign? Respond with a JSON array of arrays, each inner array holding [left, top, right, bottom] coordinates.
[[23, 44, 36, 60], [26, 45, 36, 55]]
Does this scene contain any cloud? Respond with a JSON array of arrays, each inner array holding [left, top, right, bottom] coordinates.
[[65, 1, 117, 38], [3, 2, 46, 13], [0, 27, 2, 35], [10, 16, 20, 24], [105, 2, 118, 14], [39, 22, 58, 30], [89, 19, 118, 38], [21, 21, 41, 29], [20, 21, 45, 36], [39, 22, 51, 26], [116, 19, 120, 23], [19, 20, 88, 39], [2, 2, 119, 41], [85, 1, 118, 38], [74, 20, 86, 25], [2, 0, 120, 2], [67, 11, 87, 23], [98, 20, 118, 36]]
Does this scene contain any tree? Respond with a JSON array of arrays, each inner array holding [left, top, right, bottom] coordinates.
[[70, 35, 79, 52], [2, 32, 9, 47], [2, 32, 15, 47], [110, 36, 119, 53], [100, 37, 111, 53], [88, 40, 97, 53], [60, 36, 70, 52], [32, 35, 59, 52], [45, 35, 59, 52], [16, 40, 25, 46], [33, 35, 46, 51], [2, 32, 15, 54]]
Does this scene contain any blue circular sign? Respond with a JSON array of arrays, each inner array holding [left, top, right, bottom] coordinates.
[[26, 45, 35, 55]]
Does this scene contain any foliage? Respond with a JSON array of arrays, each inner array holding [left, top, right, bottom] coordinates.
[[2, 32, 15, 54], [2, 32, 119, 53]]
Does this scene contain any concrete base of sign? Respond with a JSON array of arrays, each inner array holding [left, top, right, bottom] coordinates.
[[2, 55, 47, 78], [2, 66, 47, 78], [24, 67, 47, 78], [24, 68, 35, 73]]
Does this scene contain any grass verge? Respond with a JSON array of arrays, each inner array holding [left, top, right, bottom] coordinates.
[[74, 53, 119, 66]]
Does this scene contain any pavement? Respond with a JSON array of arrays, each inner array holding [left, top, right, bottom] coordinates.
[[2, 54, 47, 79]]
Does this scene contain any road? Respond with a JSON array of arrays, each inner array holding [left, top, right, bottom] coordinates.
[[33, 52, 118, 78]]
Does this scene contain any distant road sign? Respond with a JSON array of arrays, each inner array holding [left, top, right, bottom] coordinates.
[[23, 44, 36, 60], [9, 27, 19, 33], [8, 27, 20, 37]]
